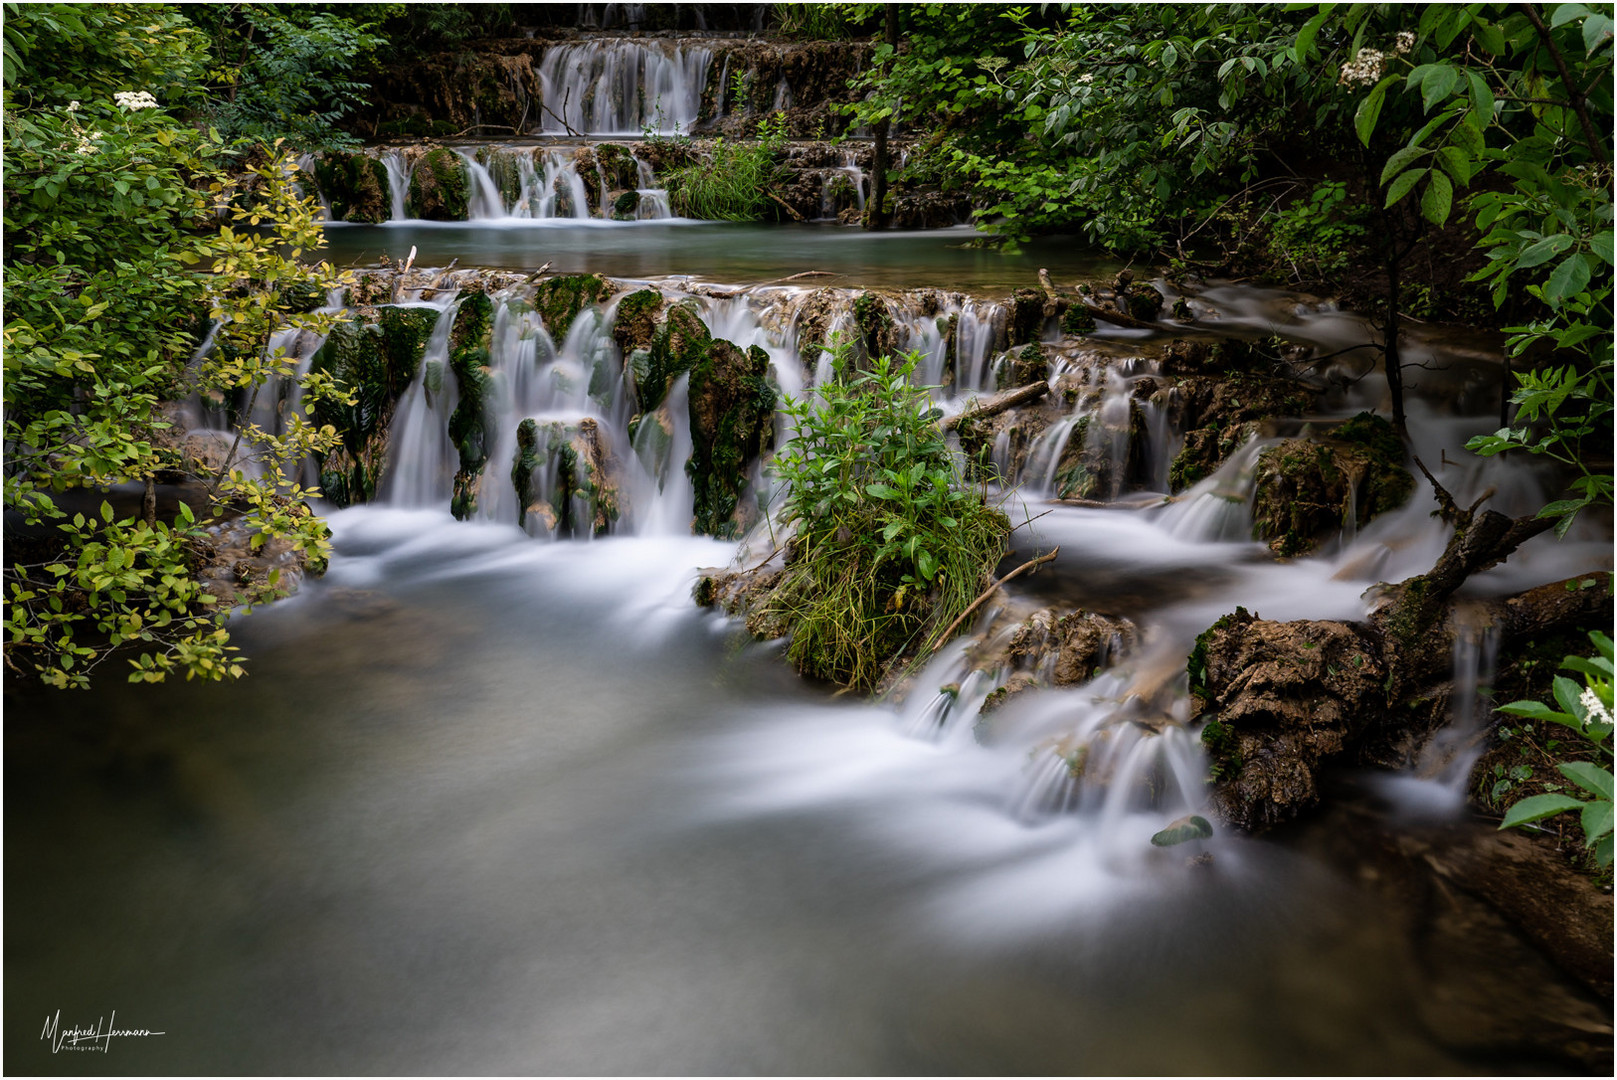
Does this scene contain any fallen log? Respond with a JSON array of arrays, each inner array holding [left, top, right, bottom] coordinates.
[[1074, 300, 1158, 331], [940, 381, 1049, 432]]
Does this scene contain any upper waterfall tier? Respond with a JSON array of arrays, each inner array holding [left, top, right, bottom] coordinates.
[[353, 35, 876, 141]]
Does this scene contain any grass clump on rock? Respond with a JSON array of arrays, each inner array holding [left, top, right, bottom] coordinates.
[[760, 349, 1011, 690]]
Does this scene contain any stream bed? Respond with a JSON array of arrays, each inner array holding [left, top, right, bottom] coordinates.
[[6, 218, 1612, 1075]]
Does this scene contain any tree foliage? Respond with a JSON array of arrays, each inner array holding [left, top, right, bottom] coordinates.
[[3, 3, 349, 687]]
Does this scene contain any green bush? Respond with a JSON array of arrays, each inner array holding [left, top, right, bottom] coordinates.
[[761, 349, 1010, 690]]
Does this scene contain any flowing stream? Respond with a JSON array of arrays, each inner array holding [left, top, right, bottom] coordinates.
[[6, 218, 1611, 1073]]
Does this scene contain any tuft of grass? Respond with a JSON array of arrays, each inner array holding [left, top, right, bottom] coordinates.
[[761, 348, 1010, 690], [665, 116, 788, 221]]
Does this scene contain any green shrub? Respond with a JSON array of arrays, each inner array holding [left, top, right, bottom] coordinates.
[[761, 349, 1010, 690]]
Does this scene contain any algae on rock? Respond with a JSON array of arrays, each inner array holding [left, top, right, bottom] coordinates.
[[447, 292, 497, 519], [408, 147, 470, 221], [313, 152, 391, 224], [687, 341, 777, 538], [1251, 412, 1413, 556]]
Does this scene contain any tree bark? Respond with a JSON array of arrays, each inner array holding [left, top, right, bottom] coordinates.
[[866, 4, 901, 231]]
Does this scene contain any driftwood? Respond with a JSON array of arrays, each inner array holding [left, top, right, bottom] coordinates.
[[767, 190, 806, 221], [1075, 300, 1158, 331], [940, 381, 1049, 432], [927, 547, 1060, 651]]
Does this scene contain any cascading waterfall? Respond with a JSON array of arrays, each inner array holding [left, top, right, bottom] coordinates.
[[537, 40, 712, 135], [379, 297, 463, 507]]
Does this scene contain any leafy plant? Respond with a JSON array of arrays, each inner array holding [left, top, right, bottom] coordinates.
[[760, 347, 1010, 690], [1496, 630, 1615, 867]]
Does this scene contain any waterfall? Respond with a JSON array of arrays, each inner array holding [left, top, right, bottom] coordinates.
[[382, 149, 412, 221], [381, 299, 463, 508], [537, 40, 713, 135]]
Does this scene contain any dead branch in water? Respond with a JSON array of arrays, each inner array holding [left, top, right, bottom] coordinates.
[[940, 381, 1049, 432], [927, 547, 1060, 652]]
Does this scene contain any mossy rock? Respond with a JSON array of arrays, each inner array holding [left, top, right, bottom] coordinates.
[[1125, 286, 1163, 322], [611, 289, 664, 356], [639, 300, 712, 412], [306, 305, 441, 507], [408, 147, 469, 221], [1251, 412, 1413, 557], [687, 341, 776, 538], [611, 189, 642, 220], [1008, 287, 1047, 346], [1165, 371, 1319, 493], [593, 143, 641, 190], [447, 292, 497, 519], [851, 292, 900, 367], [511, 416, 620, 537], [474, 145, 527, 210], [996, 342, 1049, 390], [1061, 305, 1096, 334], [313, 152, 390, 224], [533, 273, 614, 342]]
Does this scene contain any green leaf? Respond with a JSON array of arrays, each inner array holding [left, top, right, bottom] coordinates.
[[1421, 170, 1453, 224], [1556, 674, 1590, 719], [1584, 14, 1613, 53], [1559, 762, 1614, 802], [1421, 64, 1460, 112], [1515, 234, 1573, 268], [1465, 69, 1496, 119], [865, 482, 898, 500], [1550, 4, 1591, 29], [1355, 77, 1393, 145], [1150, 814, 1214, 847], [1544, 254, 1592, 303], [1499, 792, 1585, 829], [1580, 800, 1613, 843], [1385, 168, 1426, 207], [1591, 230, 1614, 265], [1296, 10, 1330, 58], [1380, 145, 1428, 184]]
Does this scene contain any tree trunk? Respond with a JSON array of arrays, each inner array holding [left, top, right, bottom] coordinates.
[[867, 4, 900, 231], [1383, 251, 1408, 442]]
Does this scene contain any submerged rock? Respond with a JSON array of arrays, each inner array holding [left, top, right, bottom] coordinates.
[[1251, 412, 1414, 556]]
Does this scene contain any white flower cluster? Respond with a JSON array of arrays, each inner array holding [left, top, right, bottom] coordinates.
[[114, 90, 159, 111], [1394, 30, 1416, 54], [1580, 687, 1612, 727], [1076, 73, 1094, 84], [1338, 48, 1386, 86], [75, 134, 96, 155], [67, 100, 81, 112]]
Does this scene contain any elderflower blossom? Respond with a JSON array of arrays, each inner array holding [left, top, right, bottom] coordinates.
[[1077, 73, 1094, 84], [113, 90, 159, 111], [1394, 30, 1416, 54], [1580, 687, 1612, 727], [66, 100, 81, 112], [75, 134, 96, 155], [1338, 47, 1386, 86]]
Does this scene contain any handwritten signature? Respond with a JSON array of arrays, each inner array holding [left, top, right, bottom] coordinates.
[[40, 1010, 165, 1054]]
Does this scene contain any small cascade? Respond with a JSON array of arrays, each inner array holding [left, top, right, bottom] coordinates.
[[537, 40, 713, 135], [1153, 435, 1274, 543], [381, 149, 412, 221], [953, 300, 1004, 394], [458, 150, 510, 221], [380, 300, 462, 507]]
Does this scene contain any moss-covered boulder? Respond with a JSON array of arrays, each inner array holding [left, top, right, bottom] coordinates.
[[850, 291, 901, 367], [593, 143, 642, 190], [407, 147, 469, 221], [511, 416, 620, 538], [636, 300, 711, 413], [1165, 368, 1319, 491], [610, 189, 641, 220], [1190, 608, 1387, 832], [1060, 305, 1097, 334], [1051, 399, 1152, 501], [611, 289, 665, 358], [534, 273, 614, 342], [309, 305, 441, 507], [996, 342, 1049, 390], [447, 292, 497, 519], [313, 152, 391, 224], [687, 341, 776, 538], [1251, 412, 1413, 557]]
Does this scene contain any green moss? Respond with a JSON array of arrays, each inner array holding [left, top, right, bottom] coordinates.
[[851, 292, 895, 365], [611, 289, 664, 356], [611, 189, 641, 220], [593, 143, 640, 190], [533, 273, 614, 341], [1251, 416, 1412, 556], [447, 292, 496, 519], [1061, 305, 1096, 334], [997, 342, 1049, 390], [640, 301, 712, 413], [313, 152, 390, 224], [408, 148, 469, 221], [687, 342, 776, 537]]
